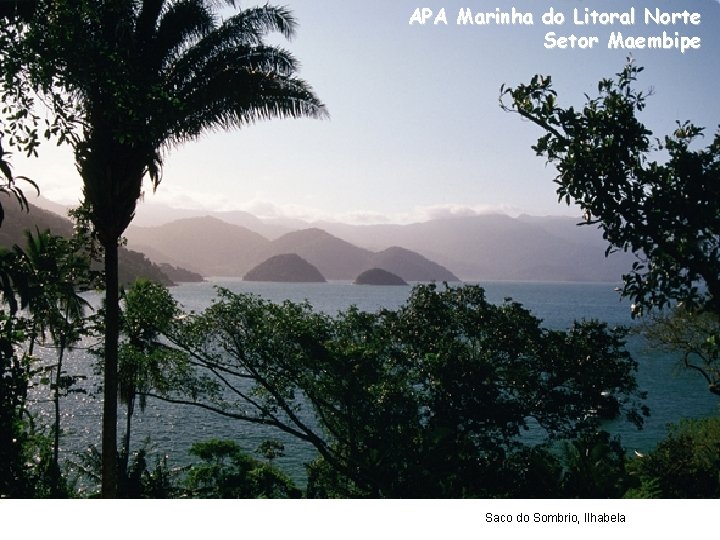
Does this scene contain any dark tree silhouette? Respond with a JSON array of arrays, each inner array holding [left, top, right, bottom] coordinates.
[[11, 0, 325, 496]]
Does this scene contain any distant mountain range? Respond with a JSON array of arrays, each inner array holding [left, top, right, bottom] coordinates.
[[125, 219, 460, 282], [123, 212, 635, 283], [313, 214, 635, 282], [29, 195, 638, 283]]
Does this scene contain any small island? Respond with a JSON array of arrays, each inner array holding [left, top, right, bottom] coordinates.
[[354, 267, 408, 286], [244, 253, 326, 282]]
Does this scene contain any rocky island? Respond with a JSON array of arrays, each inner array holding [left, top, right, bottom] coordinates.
[[354, 267, 408, 286], [244, 253, 326, 282]]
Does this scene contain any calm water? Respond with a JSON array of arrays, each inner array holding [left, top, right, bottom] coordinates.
[[31, 279, 720, 487]]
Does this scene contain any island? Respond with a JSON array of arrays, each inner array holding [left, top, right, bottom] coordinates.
[[244, 253, 326, 282], [354, 267, 408, 286]]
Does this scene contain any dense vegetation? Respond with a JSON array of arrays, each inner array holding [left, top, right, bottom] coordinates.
[[1, 0, 325, 496]]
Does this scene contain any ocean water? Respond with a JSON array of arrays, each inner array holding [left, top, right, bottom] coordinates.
[[30, 279, 720, 486]]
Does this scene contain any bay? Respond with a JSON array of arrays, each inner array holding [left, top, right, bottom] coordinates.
[[32, 279, 720, 488]]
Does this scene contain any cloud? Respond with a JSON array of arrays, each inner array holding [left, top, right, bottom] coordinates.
[[133, 187, 539, 224], [238, 202, 526, 225], [44, 184, 563, 226], [413, 204, 523, 222]]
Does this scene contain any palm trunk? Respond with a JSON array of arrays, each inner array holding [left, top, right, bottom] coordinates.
[[51, 336, 67, 496], [28, 324, 36, 357], [101, 240, 119, 498], [53, 338, 65, 469], [121, 393, 134, 481]]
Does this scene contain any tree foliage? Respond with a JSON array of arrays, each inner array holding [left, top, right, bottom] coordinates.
[[0, 231, 91, 497], [0, 305, 34, 496], [0, 1, 47, 225], [184, 439, 300, 499], [629, 416, 720, 498], [160, 283, 646, 497], [117, 278, 217, 476], [501, 63, 720, 317], [5, 0, 326, 497], [641, 306, 720, 396]]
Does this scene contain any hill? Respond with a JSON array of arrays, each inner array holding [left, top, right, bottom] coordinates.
[[260, 228, 461, 281], [0, 200, 197, 286], [244, 253, 326, 283], [125, 216, 269, 276], [262, 228, 373, 280], [367, 247, 458, 282], [354, 268, 408, 286], [157, 263, 204, 283]]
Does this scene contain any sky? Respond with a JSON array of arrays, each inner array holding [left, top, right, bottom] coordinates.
[[11, 0, 720, 224]]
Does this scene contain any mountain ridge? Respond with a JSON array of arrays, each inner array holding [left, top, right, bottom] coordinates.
[[33, 196, 637, 283], [0, 200, 202, 286], [126, 221, 461, 282]]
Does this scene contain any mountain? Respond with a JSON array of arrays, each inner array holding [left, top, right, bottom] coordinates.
[[0, 199, 74, 245], [262, 229, 459, 281], [157, 263, 204, 283], [125, 216, 270, 276], [0, 200, 197, 286], [244, 253, 326, 283], [317, 215, 635, 282], [262, 228, 373, 280], [129, 201, 292, 239], [367, 247, 459, 282], [122, 207, 636, 283], [354, 268, 407, 286], [127, 220, 459, 282]]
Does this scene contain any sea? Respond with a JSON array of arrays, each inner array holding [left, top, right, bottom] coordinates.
[[29, 279, 720, 488]]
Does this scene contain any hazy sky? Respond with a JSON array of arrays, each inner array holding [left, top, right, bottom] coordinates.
[[13, 0, 720, 224]]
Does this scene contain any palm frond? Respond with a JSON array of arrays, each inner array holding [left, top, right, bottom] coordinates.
[[233, 5, 297, 41], [166, 68, 326, 142], [152, 0, 215, 70], [134, 0, 165, 45], [165, 4, 296, 82], [236, 45, 300, 76]]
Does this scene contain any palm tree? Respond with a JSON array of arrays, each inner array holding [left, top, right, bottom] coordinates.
[[20, 0, 326, 497], [12, 229, 92, 491]]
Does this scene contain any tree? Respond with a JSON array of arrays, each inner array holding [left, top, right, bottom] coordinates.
[[159, 284, 646, 497], [628, 416, 720, 498], [0, 250, 34, 497], [12, 229, 96, 480], [13, 0, 326, 497], [501, 63, 720, 317], [0, 245, 74, 497], [117, 278, 216, 479], [641, 307, 720, 396], [0, 228, 96, 495], [184, 439, 300, 499], [0, 1, 43, 226]]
